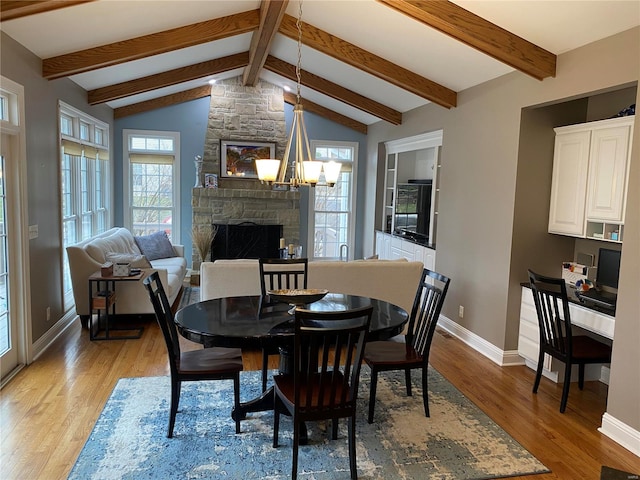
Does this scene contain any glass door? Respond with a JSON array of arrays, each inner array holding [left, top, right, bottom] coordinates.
[[0, 146, 17, 379]]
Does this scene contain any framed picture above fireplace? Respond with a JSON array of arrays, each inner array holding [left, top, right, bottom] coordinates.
[[220, 140, 276, 179]]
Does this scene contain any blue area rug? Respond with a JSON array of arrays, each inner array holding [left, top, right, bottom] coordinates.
[[68, 367, 548, 479]]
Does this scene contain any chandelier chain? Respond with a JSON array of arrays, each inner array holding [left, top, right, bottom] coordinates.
[[296, 0, 302, 103]]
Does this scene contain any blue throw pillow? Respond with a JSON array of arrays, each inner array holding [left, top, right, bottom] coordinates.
[[134, 231, 176, 261]]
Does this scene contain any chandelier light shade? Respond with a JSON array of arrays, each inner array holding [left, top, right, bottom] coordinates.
[[256, 0, 341, 189]]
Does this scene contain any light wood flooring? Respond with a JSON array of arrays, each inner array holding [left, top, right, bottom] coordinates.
[[1, 314, 639, 479]]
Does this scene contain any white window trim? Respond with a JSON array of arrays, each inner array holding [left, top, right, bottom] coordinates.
[[123, 129, 181, 243], [0, 75, 33, 370], [308, 140, 358, 261]]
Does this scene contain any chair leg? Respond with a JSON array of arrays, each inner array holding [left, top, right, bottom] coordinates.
[[233, 374, 241, 434], [405, 368, 412, 396], [368, 369, 378, 424], [348, 414, 358, 479], [262, 349, 269, 392], [292, 416, 300, 480], [168, 379, 181, 438], [532, 350, 544, 394], [332, 418, 338, 440], [273, 397, 280, 448], [578, 363, 585, 390], [560, 362, 572, 413], [421, 366, 430, 418]]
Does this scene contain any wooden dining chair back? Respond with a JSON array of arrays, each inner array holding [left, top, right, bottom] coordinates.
[[528, 270, 612, 413], [143, 271, 243, 437], [258, 257, 309, 391], [272, 305, 373, 480], [364, 268, 450, 423]]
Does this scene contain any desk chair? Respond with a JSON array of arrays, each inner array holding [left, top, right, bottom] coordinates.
[[143, 272, 243, 436], [528, 270, 612, 413], [272, 305, 373, 480], [363, 268, 450, 423], [258, 257, 308, 392]]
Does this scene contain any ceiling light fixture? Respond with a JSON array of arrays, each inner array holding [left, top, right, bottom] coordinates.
[[256, 0, 341, 189]]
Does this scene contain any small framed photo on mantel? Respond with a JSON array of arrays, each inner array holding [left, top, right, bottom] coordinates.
[[204, 173, 218, 188], [220, 140, 276, 179]]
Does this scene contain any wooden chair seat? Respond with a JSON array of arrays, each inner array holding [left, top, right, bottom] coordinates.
[[364, 341, 422, 367]]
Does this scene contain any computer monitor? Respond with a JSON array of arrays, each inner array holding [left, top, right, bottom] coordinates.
[[596, 248, 621, 290]]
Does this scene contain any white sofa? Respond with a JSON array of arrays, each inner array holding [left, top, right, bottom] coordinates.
[[66, 227, 187, 325], [200, 258, 424, 315]]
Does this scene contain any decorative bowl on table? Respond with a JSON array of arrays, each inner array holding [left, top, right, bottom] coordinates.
[[267, 288, 329, 306]]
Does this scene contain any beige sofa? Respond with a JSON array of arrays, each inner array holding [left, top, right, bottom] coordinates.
[[200, 258, 424, 315], [66, 227, 187, 326]]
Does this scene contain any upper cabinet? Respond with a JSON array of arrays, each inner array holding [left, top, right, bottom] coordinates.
[[548, 116, 634, 243]]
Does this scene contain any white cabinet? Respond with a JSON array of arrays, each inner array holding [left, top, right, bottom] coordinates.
[[375, 231, 435, 270], [548, 116, 634, 243], [548, 130, 591, 236]]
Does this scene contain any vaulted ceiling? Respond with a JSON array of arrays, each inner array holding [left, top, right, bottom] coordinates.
[[2, 0, 639, 133]]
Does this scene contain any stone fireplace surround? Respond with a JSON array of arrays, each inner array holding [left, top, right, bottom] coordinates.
[[191, 77, 300, 269]]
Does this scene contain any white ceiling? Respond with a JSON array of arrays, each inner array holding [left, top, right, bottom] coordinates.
[[2, 0, 639, 125]]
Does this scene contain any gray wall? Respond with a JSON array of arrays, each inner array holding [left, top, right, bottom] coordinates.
[[365, 27, 639, 432], [1, 32, 113, 342]]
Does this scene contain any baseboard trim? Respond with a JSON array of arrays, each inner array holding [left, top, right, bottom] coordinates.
[[438, 315, 524, 367], [31, 310, 78, 361], [599, 412, 640, 457]]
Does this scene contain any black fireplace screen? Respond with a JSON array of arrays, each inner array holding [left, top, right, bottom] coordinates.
[[211, 222, 283, 261]]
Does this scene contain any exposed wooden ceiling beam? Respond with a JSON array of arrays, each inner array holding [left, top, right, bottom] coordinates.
[[42, 9, 260, 79], [278, 13, 456, 108], [377, 0, 556, 80], [88, 52, 249, 105], [283, 92, 367, 134], [264, 55, 402, 125], [113, 85, 211, 119], [0, 0, 95, 21], [243, 0, 288, 86]]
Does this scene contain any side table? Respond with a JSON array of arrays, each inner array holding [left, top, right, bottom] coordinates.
[[88, 271, 145, 340]]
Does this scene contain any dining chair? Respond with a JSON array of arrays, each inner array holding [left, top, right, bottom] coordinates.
[[258, 257, 309, 392], [272, 305, 373, 480], [363, 268, 450, 423], [528, 270, 612, 413], [143, 271, 243, 437]]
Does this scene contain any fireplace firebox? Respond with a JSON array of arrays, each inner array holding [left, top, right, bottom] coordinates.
[[211, 222, 283, 261]]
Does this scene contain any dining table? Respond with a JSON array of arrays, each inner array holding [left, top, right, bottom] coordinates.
[[174, 292, 409, 441]]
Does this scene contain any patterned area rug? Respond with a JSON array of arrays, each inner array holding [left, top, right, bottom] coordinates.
[[68, 366, 548, 479]]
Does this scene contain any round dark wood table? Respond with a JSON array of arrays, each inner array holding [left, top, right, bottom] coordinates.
[[174, 293, 409, 438]]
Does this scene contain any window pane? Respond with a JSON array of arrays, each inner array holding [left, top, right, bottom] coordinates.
[[60, 115, 73, 136], [79, 122, 90, 141]]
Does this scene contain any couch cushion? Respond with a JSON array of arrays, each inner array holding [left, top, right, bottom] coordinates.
[[134, 231, 177, 261], [151, 256, 187, 277], [85, 232, 141, 264]]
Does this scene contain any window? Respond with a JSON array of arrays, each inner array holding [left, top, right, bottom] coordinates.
[[308, 141, 357, 260], [59, 102, 110, 310], [123, 130, 180, 242]]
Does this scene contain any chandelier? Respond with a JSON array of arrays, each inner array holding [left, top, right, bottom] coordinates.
[[255, 1, 341, 189]]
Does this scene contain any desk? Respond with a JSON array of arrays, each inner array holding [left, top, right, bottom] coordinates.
[[175, 293, 408, 427], [88, 271, 145, 340]]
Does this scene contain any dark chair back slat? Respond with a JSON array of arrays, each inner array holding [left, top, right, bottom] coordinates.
[[144, 272, 181, 367], [407, 269, 450, 360], [293, 306, 373, 417], [259, 257, 308, 296], [528, 270, 572, 359]]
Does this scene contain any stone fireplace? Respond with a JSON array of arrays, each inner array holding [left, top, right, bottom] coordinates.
[[191, 77, 300, 269]]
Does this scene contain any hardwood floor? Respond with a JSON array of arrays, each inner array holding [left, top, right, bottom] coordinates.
[[1, 317, 638, 479]]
